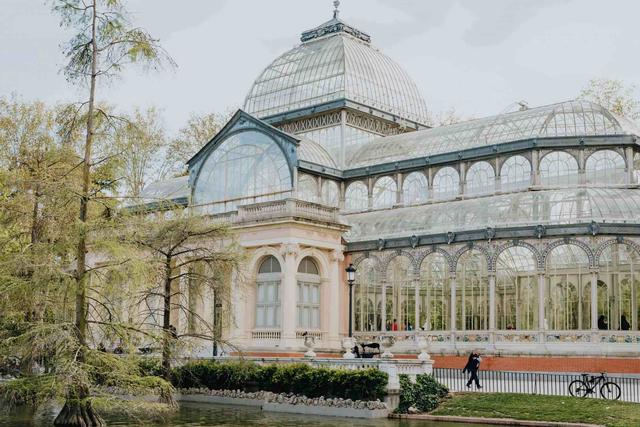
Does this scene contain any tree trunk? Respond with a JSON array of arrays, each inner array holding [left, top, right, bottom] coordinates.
[[74, 0, 98, 355], [56, 2, 99, 425], [53, 387, 104, 427], [161, 256, 173, 380]]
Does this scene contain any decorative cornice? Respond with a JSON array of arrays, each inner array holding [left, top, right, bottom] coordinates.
[[301, 18, 371, 44], [280, 243, 300, 258], [330, 249, 344, 262]]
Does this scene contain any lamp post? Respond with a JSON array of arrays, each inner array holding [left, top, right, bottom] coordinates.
[[345, 263, 356, 337]]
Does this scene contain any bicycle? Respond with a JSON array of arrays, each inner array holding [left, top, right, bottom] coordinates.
[[568, 372, 621, 400]]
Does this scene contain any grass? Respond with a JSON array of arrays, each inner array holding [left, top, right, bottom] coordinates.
[[431, 393, 640, 427]]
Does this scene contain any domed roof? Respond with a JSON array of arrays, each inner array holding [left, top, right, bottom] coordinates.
[[243, 16, 428, 124]]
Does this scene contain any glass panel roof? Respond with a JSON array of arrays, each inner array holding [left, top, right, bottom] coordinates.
[[136, 176, 189, 206], [347, 100, 640, 168], [298, 138, 337, 167], [244, 30, 428, 124], [343, 188, 640, 242]]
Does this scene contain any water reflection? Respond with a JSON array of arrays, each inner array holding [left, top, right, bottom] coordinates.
[[1, 402, 489, 426]]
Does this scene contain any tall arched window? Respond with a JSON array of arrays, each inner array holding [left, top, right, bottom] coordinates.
[[466, 161, 495, 196], [372, 176, 397, 209], [419, 253, 450, 331], [297, 257, 320, 330], [496, 247, 538, 330], [545, 244, 591, 330], [585, 150, 626, 185], [345, 181, 368, 211], [256, 256, 281, 328], [432, 167, 459, 200], [456, 250, 489, 330], [539, 151, 579, 186], [387, 256, 413, 331], [500, 155, 531, 191], [598, 244, 640, 331], [193, 131, 292, 213], [402, 172, 428, 205], [297, 173, 318, 202], [355, 258, 380, 332], [321, 180, 339, 207]]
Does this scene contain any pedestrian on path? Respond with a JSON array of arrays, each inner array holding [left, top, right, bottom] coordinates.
[[463, 352, 482, 389]]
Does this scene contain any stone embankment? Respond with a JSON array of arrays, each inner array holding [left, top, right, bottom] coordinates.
[[177, 388, 389, 418]]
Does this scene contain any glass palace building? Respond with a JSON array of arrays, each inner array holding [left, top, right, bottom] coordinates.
[[141, 11, 640, 361]]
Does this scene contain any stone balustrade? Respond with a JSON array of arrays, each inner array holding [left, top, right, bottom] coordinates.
[[352, 330, 640, 355], [204, 198, 342, 225], [251, 330, 282, 341]]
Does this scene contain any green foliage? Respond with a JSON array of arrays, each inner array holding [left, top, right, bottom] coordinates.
[[137, 357, 163, 378], [171, 361, 388, 401], [0, 374, 61, 407], [396, 373, 449, 414]]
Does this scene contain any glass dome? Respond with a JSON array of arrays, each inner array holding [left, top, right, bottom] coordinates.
[[347, 100, 639, 168], [243, 18, 428, 124]]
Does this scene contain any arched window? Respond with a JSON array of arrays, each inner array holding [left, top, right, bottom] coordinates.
[[297, 257, 320, 330], [297, 173, 318, 202], [193, 131, 292, 213], [539, 151, 579, 186], [500, 155, 531, 191], [402, 172, 428, 205], [598, 244, 640, 331], [321, 180, 340, 207], [345, 181, 368, 211], [585, 150, 626, 185], [466, 161, 495, 196], [372, 176, 397, 209], [387, 256, 413, 331], [432, 167, 459, 200], [456, 250, 489, 330], [545, 244, 591, 330], [355, 258, 380, 332], [256, 256, 281, 328], [419, 253, 450, 331], [496, 247, 538, 330]]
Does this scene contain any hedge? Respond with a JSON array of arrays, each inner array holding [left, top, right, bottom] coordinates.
[[171, 360, 388, 401], [396, 373, 449, 413]]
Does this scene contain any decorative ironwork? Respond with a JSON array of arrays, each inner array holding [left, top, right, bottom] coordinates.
[[346, 111, 409, 136], [278, 112, 342, 135]]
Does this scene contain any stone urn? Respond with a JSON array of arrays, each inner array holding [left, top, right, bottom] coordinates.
[[342, 337, 357, 359], [303, 335, 316, 358], [380, 336, 395, 359], [416, 335, 431, 361]]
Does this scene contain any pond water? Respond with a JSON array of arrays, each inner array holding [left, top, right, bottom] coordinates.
[[1, 402, 491, 427]]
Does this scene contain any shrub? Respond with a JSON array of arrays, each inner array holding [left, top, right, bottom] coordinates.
[[171, 361, 388, 401], [137, 357, 162, 377], [396, 373, 448, 414], [172, 360, 259, 391]]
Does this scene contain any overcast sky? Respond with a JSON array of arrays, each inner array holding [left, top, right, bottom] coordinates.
[[2, 0, 640, 133]]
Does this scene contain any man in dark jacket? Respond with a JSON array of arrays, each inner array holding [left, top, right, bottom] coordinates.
[[463, 352, 482, 389]]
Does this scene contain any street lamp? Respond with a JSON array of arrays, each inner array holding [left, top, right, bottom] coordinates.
[[345, 263, 356, 337]]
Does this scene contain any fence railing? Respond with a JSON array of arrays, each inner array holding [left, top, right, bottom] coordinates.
[[432, 367, 640, 403]]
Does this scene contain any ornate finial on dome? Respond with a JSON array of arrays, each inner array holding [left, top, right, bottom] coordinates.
[[300, 0, 371, 44]]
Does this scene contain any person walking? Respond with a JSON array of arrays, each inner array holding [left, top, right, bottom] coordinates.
[[463, 352, 482, 389]]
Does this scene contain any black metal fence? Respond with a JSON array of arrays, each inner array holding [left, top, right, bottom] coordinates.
[[432, 368, 640, 403]]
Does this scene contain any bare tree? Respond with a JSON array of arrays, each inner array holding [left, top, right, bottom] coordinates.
[[125, 211, 244, 380]]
